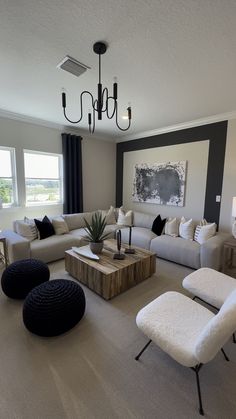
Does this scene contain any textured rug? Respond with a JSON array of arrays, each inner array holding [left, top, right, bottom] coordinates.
[[0, 258, 235, 419]]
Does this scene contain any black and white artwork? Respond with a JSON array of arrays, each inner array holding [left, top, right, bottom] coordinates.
[[133, 161, 187, 206]]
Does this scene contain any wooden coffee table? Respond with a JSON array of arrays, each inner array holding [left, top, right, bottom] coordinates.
[[65, 239, 156, 300]]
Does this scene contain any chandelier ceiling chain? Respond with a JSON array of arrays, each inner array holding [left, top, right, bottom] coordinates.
[[61, 41, 132, 134]]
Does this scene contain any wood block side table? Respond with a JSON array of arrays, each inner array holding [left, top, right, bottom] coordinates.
[[222, 238, 236, 274], [0, 234, 9, 268]]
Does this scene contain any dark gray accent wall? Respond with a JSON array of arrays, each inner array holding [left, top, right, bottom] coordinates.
[[116, 121, 228, 225]]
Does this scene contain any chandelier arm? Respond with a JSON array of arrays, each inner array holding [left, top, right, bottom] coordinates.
[[93, 99, 107, 113], [63, 108, 82, 124], [106, 97, 116, 119], [115, 103, 132, 131], [92, 88, 109, 113], [63, 90, 95, 124], [101, 87, 108, 111]]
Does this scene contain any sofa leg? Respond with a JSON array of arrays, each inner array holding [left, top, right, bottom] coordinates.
[[191, 364, 204, 416], [221, 348, 230, 361], [135, 339, 152, 361]]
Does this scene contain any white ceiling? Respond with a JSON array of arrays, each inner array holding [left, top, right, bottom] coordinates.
[[1, 0, 236, 140]]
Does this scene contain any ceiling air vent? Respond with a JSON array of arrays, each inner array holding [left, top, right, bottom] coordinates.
[[57, 56, 90, 77]]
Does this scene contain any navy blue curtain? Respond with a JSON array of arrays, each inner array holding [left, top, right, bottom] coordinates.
[[62, 133, 83, 214]]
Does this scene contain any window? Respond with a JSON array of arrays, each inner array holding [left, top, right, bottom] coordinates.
[[24, 150, 63, 205], [0, 146, 17, 207]]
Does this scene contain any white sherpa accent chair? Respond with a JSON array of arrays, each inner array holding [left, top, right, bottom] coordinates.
[[135, 290, 236, 416], [183, 267, 236, 343]]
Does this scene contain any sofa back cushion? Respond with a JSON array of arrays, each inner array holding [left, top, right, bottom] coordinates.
[[63, 212, 94, 231], [133, 211, 156, 229]]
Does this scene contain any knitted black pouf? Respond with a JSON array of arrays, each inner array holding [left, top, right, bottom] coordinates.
[[23, 279, 86, 337], [1, 259, 50, 299]]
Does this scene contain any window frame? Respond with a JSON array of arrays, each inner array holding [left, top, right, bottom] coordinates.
[[0, 145, 18, 208], [23, 149, 63, 207]]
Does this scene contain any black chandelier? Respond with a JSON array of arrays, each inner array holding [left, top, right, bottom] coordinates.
[[61, 41, 132, 134]]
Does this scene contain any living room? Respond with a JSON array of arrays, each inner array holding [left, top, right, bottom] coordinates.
[[1, 1, 236, 418]]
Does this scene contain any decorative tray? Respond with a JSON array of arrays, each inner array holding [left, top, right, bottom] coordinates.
[[72, 246, 100, 260]]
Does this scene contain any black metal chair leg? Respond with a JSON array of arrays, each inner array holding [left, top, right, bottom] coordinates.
[[233, 333, 236, 344], [193, 366, 204, 416], [221, 348, 230, 361], [135, 339, 152, 360]]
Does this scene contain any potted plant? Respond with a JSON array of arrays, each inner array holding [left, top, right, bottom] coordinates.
[[84, 212, 110, 254]]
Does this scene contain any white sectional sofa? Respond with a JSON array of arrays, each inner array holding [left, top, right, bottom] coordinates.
[[3, 210, 230, 270]]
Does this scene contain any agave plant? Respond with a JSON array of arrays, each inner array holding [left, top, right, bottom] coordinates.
[[84, 212, 110, 243]]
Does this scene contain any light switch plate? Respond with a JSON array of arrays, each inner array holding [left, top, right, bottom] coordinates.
[[216, 195, 221, 202]]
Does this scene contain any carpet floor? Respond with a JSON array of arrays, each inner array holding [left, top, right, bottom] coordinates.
[[0, 258, 236, 419]]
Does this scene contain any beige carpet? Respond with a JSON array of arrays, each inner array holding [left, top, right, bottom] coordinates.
[[0, 258, 236, 419]]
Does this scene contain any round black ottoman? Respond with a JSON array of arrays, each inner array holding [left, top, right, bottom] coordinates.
[[1, 259, 50, 299], [23, 279, 86, 337]]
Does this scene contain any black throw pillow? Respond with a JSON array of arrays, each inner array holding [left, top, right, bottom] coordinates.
[[152, 214, 167, 236], [34, 215, 55, 240]]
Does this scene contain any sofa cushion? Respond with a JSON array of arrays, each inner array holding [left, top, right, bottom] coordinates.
[[30, 234, 81, 263], [63, 212, 93, 231], [104, 224, 119, 236], [150, 235, 200, 269], [69, 228, 88, 238], [133, 211, 156, 229], [120, 227, 156, 250]]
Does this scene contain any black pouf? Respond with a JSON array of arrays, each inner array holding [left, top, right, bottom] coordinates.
[[23, 279, 86, 337], [1, 259, 50, 299]]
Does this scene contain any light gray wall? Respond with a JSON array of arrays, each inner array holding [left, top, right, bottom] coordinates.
[[0, 117, 116, 229], [220, 119, 236, 232], [82, 137, 116, 211], [123, 140, 209, 221]]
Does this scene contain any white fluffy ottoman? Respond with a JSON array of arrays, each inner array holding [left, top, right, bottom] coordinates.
[[183, 267, 236, 309]]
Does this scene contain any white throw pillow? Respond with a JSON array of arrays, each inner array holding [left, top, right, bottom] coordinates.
[[195, 223, 216, 244], [52, 216, 69, 235], [16, 217, 38, 241], [179, 217, 194, 240], [194, 219, 208, 242], [117, 207, 133, 226], [100, 206, 116, 225], [164, 218, 179, 237]]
